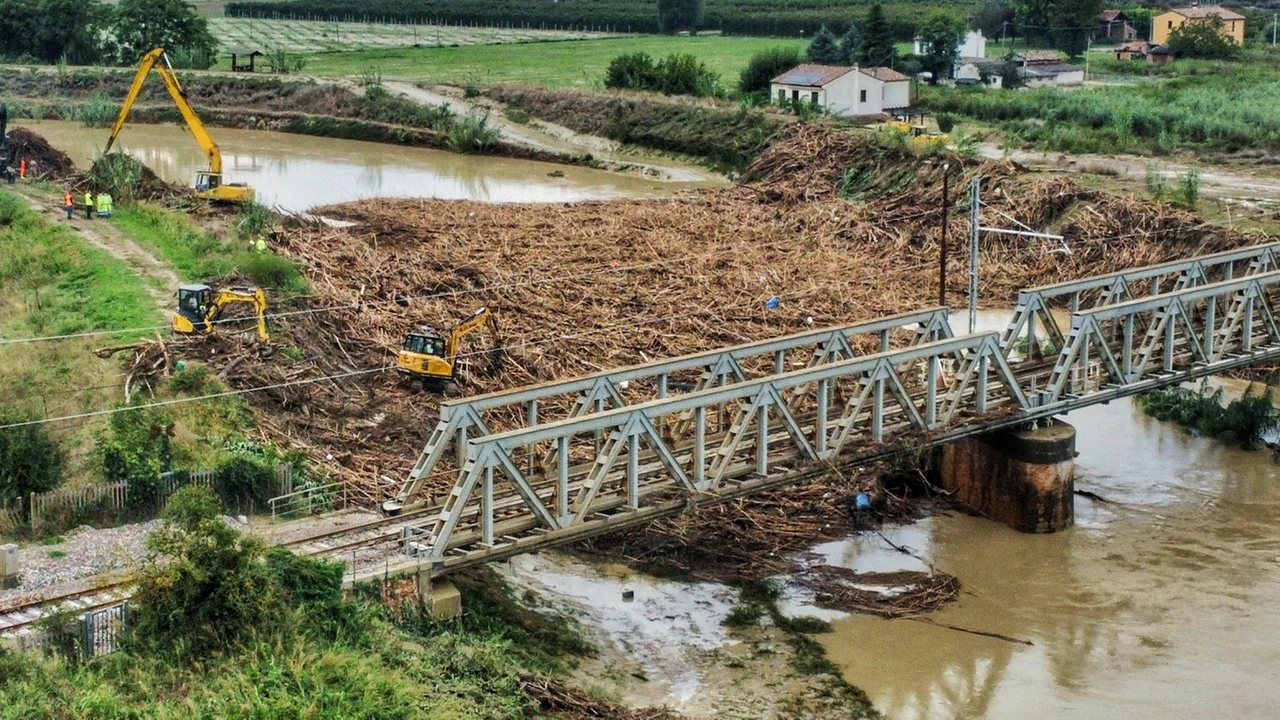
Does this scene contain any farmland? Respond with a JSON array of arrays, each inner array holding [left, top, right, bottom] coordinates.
[[295, 35, 808, 87], [208, 17, 621, 54]]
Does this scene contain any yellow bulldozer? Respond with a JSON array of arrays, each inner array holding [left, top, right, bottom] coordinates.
[[105, 47, 255, 204], [397, 308, 503, 391], [173, 283, 269, 341]]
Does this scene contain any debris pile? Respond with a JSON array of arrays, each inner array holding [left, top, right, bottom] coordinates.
[[521, 674, 686, 720], [793, 565, 961, 618], [115, 124, 1268, 553], [7, 127, 75, 179], [85, 152, 181, 203]]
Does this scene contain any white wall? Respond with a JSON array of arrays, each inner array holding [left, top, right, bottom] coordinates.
[[956, 63, 981, 82], [881, 80, 910, 110], [823, 71, 862, 115], [959, 30, 986, 59]]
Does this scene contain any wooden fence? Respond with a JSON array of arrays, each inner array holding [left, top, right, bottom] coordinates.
[[29, 482, 129, 532]]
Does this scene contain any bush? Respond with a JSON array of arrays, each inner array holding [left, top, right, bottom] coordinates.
[[1140, 383, 1280, 450], [0, 406, 64, 506], [723, 603, 764, 627], [739, 47, 803, 95], [1176, 169, 1200, 209], [77, 92, 115, 128], [446, 112, 501, 154], [96, 404, 173, 511], [604, 52, 659, 91], [237, 250, 308, 295], [936, 112, 957, 134]]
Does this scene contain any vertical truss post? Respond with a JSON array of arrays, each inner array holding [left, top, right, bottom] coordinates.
[[627, 433, 640, 509], [976, 354, 989, 412], [481, 466, 494, 547], [1206, 298, 1217, 358], [694, 406, 706, 488], [757, 399, 770, 475], [872, 374, 885, 442], [926, 357, 938, 426], [556, 436, 570, 523], [1244, 294, 1255, 352], [816, 378, 829, 455], [526, 400, 538, 475], [969, 177, 981, 334], [1163, 309, 1175, 371]]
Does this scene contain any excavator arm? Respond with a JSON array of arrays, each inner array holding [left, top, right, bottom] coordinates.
[[446, 307, 499, 361], [105, 48, 223, 175], [206, 286, 269, 341]]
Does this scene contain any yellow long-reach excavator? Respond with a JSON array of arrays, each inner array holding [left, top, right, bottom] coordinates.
[[105, 47, 255, 204], [173, 283, 269, 341], [397, 308, 502, 391]]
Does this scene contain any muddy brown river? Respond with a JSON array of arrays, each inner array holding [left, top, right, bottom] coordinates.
[[22, 120, 719, 211], [804, 396, 1280, 719]]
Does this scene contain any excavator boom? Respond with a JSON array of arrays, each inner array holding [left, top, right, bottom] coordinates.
[[105, 48, 254, 203]]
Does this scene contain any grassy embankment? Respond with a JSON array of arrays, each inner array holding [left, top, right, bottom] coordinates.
[[0, 190, 159, 468], [299, 35, 808, 88], [922, 49, 1280, 157]]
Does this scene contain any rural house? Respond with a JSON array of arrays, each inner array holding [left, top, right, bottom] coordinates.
[[1012, 50, 1084, 87], [1151, 5, 1245, 45], [913, 29, 987, 60], [1095, 10, 1137, 42], [770, 64, 910, 117], [955, 58, 1004, 88]]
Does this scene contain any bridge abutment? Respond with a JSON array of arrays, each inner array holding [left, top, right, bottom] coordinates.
[[940, 421, 1076, 533]]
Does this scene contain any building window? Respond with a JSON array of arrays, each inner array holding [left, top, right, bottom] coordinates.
[[777, 89, 785, 102], [1167, 20, 1173, 29], [792, 89, 799, 101], [859, 90, 867, 103], [811, 91, 819, 104]]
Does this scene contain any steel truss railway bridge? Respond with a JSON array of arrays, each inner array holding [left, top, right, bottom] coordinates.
[[373, 242, 1280, 583]]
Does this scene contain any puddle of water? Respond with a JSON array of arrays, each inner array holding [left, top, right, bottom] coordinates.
[[813, 396, 1280, 720], [500, 553, 738, 706], [23, 120, 716, 212]]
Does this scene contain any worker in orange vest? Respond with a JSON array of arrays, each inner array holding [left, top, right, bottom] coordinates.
[[64, 191, 73, 219], [18, 158, 25, 179]]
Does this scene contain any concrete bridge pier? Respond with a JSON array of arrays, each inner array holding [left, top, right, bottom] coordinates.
[[417, 567, 462, 619], [939, 421, 1076, 533]]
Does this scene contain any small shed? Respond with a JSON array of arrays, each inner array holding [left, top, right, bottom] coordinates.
[[1114, 42, 1150, 61], [227, 47, 265, 73]]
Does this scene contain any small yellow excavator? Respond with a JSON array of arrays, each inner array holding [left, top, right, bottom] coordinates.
[[397, 308, 502, 391], [105, 47, 255, 204], [173, 284, 269, 341]]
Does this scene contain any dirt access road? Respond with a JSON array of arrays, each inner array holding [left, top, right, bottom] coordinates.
[[980, 143, 1280, 208]]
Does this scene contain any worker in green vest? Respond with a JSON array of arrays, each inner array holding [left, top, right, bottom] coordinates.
[[83, 191, 94, 219]]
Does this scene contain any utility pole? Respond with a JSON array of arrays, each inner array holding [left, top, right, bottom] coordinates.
[[1273, 14, 1277, 45], [968, 177, 980, 334], [939, 166, 950, 307]]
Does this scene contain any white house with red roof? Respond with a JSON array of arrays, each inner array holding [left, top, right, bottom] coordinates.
[[770, 64, 911, 117]]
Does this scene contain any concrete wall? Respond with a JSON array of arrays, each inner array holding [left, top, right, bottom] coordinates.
[[881, 79, 910, 110]]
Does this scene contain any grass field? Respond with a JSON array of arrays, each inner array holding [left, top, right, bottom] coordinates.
[[297, 35, 809, 88], [209, 17, 620, 54]]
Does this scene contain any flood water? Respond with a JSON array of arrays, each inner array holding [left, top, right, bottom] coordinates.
[[23, 120, 715, 212], [803, 397, 1280, 719]]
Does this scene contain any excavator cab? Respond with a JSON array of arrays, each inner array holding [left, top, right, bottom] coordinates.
[[194, 171, 255, 204], [174, 283, 214, 334]]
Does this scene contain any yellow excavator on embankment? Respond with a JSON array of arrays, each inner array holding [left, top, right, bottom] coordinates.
[[397, 308, 503, 391], [105, 47, 255, 204], [173, 283, 269, 341]]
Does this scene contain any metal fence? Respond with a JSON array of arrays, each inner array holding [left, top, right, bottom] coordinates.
[[81, 604, 128, 658], [268, 478, 350, 518]]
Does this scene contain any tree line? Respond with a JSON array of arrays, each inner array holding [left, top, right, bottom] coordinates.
[[0, 0, 218, 67]]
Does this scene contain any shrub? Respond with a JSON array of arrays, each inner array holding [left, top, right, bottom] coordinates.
[[1140, 383, 1280, 450], [655, 53, 721, 97], [77, 92, 115, 128], [96, 405, 173, 511], [1176, 169, 1200, 209], [739, 47, 803, 95], [936, 112, 957, 133], [1145, 165, 1167, 202], [723, 603, 764, 627], [604, 52, 659, 91], [0, 405, 64, 506], [446, 112, 501, 154]]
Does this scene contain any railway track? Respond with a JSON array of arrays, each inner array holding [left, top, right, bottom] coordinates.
[[0, 505, 440, 641]]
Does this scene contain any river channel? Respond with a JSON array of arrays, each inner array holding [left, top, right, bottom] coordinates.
[[23, 120, 719, 211]]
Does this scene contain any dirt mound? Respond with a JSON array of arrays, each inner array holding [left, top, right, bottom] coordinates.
[[86, 152, 182, 203], [7, 126, 75, 179]]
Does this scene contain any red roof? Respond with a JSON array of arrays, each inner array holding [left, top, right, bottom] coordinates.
[[1099, 10, 1126, 22], [771, 64, 855, 87], [1170, 5, 1245, 21], [859, 66, 909, 83]]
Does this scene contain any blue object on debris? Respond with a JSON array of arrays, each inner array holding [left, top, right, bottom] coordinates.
[[854, 492, 871, 510], [765, 296, 780, 310]]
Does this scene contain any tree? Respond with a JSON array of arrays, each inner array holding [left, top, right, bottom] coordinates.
[[917, 11, 967, 83], [1167, 16, 1242, 60], [739, 46, 803, 95], [860, 4, 896, 67], [1011, 0, 1104, 56], [839, 23, 861, 65], [605, 52, 659, 90], [973, 1, 1014, 40], [657, 0, 702, 34], [806, 25, 843, 64], [0, 406, 63, 507], [112, 0, 217, 67], [0, 0, 106, 63]]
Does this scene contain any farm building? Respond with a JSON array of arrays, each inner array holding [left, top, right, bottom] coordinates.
[[1012, 51, 1084, 87], [1151, 5, 1245, 45], [955, 59, 1004, 88], [1114, 41, 1150, 60], [770, 64, 910, 117], [1095, 10, 1137, 42]]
